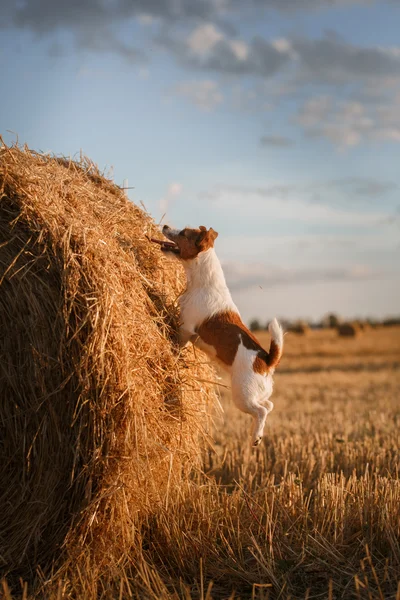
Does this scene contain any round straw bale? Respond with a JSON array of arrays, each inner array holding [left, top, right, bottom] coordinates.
[[354, 320, 370, 331], [337, 322, 360, 337], [288, 320, 310, 335], [0, 143, 215, 589]]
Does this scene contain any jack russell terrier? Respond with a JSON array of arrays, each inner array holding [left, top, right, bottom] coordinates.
[[151, 225, 283, 446]]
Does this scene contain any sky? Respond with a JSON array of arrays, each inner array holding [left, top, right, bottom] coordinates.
[[1, 0, 399, 324]]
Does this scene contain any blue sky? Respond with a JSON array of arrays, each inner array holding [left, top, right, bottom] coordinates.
[[1, 0, 399, 323]]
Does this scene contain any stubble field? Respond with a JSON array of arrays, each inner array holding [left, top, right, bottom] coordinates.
[[3, 326, 399, 600], [134, 325, 400, 600]]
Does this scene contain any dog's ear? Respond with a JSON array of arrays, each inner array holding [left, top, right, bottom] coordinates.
[[208, 228, 218, 242], [196, 227, 218, 248]]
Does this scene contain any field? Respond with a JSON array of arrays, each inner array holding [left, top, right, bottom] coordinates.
[[1, 325, 399, 599], [126, 325, 400, 600]]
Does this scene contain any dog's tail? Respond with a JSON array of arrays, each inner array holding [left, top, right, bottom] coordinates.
[[266, 318, 283, 369]]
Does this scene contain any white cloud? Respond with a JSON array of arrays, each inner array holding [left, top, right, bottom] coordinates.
[[296, 93, 400, 147], [206, 185, 389, 227], [137, 14, 156, 26], [159, 182, 183, 215], [216, 231, 400, 265], [222, 260, 381, 291], [230, 84, 272, 111], [260, 134, 294, 147], [161, 27, 290, 77], [229, 40, 249, 61], [270, 37, 296, 58], [138, 67, 150, 79], [187, 23, 224, 57], [172, 79, 223, 111], [168, 182, 183, 196]]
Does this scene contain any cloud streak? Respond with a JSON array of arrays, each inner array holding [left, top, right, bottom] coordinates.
[[1, 0, 381, 36], [0, 0, 220, 32], [222, 261, 381, 291], [172, 80, 223, 111], [202, 181, 396, 228], [296, 93, 400, 146], [260, 135, 294, 147], [159, 25, 291, 78]]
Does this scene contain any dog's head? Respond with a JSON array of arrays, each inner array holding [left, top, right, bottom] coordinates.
[[162, 225, 218, 260]]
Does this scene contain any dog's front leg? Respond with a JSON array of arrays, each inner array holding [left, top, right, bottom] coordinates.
[[178, 326, 197, 348]]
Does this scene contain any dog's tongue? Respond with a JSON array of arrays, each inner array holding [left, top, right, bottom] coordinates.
[[148, 237, 177, 248]]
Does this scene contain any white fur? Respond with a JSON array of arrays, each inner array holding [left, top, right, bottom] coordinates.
[[230, 339, 274, 444], [178, 247, 238, 340], [268, 318, 283, 352]]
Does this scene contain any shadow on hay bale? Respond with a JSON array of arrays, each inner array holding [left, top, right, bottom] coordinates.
[[0, 143, 215, 592]]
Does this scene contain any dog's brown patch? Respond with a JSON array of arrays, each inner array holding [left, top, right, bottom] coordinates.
[[267, 340, 281, 368], [253, 355, 268, 375], [197, 310, 280, 370], [163, 226, 218, 260]]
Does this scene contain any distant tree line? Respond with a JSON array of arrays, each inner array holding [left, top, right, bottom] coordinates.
[[249, 313, 400, 333]]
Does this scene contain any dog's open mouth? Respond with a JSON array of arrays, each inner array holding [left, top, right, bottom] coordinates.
[[148, 237, 180, 255]]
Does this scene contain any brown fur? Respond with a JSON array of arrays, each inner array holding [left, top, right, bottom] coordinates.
[[165, 226, 218, 260], [196, 311, 281, 372]]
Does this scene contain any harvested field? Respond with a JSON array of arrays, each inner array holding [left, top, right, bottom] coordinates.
[[131, 326, 399, 600], [3, 323, 399, 599], [1, 145, 399, 599]]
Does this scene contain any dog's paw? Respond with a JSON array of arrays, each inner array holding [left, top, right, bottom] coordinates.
[[253, 436, 262, 447]]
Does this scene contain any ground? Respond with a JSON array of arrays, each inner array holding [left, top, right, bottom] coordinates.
[[5, 326, 398, 599], [140, 325, 400, 599]]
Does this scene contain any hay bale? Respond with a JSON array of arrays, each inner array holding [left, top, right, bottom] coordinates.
[[288, 320, 310, 335], [0, 143, 215, 591], [337, 322, 360, 337], [352, 319, 370, 331]]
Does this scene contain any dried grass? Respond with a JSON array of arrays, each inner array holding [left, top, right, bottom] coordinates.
[[0, 142, 216, 595]]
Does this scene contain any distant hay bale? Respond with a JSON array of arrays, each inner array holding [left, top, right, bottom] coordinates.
[[353, 320, 370, 331], [337, 322, 360, 337], [0, 143, 216, 591], [288, 320, 310, 335]]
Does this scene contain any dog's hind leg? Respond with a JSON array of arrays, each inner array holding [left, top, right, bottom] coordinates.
[[251, 404, 268, 446], [231, 384, 268, 446], [260, 398, 274, 414]]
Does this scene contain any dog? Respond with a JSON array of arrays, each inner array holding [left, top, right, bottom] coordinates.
[[153, 225, 283, 446]]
